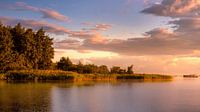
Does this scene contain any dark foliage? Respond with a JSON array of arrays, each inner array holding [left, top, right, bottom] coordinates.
[[56, 57, 134, 74], [0, 23, 54, 71]]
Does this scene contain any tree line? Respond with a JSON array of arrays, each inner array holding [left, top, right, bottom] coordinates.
[[56, 57, 134, 74], [0, 23, 134, 74]]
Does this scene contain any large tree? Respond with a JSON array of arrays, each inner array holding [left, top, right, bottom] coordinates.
[[0, 23, 54, 71]]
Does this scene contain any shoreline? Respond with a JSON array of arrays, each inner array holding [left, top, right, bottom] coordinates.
[[0, 70, 173, 81]]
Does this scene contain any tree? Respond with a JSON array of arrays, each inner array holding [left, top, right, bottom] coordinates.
[[110, 66, 127, 74], [36, 29, 54, 69], [0, 23, 54, 71], [21, 29, 36, 69], [98, 65, 109, 74], [10, 23, 25, 54], [9, 23, 31, 69], [56, 57, 73, 71], [82, 64, 98, 74], [0, 23, 13, 70], [127, 65, 134, 74], [76, 61, 84, 73], [110, 66, 121, 74]]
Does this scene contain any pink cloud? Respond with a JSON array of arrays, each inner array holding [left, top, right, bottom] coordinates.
[[81, 22, 112, 31], [7, 2, 70, 22], [141, 0, 200, 17], [92, 24, 112, 31], [40, 9, 70, 22], [68, 30, 108, 44], [0, 16, 70, 34], [55, 25, 200, 56]]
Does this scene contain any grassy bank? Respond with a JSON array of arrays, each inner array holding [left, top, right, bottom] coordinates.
[[3, 70, 75, 81], [0, 70, 173, 81]]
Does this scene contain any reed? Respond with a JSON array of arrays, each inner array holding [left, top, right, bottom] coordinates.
[[5, 70, 75, 81]]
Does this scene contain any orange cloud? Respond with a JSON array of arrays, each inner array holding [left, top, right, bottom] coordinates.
[[68, 31, 107, 44]]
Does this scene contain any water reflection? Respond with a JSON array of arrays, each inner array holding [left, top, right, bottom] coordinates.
[[0, 82, 51, 112], [1, 79, 200, 112]]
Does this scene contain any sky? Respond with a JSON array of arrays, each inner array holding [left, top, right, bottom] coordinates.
[[1, 0, 200, 75]]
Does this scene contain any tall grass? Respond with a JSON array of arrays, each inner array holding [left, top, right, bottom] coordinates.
[[6, 70, 75, 81]]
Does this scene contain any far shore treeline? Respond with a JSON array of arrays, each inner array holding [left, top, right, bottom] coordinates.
[[0, 23, 172, 80]]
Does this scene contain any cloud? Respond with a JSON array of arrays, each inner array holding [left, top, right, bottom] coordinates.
[[92, 24, 112, 31], [0, 16, 110, 48], [6, 2, 70, 22], [14, 2, 39, 11], [54, 0, 200, 75], [144, 28, 174, 38], [39, 9, 70, 22], [55, 27, 198, 55], [81, 22, 112, 31], [3, 1, 200, 57], [54, 0, 200, 56], [141, 0, 200, 17], [0, 16, 112, 42], [169, 18, 200, 34], [83, 34, 194, 55], [54, 39, 81, 49], [2, 16, 199, 57], [68, 31, 108, 44], [0, 16, 70, 34]]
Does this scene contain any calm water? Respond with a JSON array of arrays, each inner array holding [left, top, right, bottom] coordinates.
[[1, 79, 200, 112]]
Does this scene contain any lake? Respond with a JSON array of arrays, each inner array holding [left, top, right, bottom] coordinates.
[[0, 78, 200, 112]]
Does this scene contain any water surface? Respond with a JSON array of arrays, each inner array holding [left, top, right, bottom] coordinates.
[[0, 79, 200, 112]]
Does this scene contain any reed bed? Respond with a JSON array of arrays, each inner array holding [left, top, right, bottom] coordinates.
[[2, 70, 173, 81], [5, 70, 75, 81]]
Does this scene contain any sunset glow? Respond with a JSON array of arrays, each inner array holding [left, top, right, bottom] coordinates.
[[1, 0, 200, 75]]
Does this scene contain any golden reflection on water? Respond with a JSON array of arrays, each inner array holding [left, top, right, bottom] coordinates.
[[1, 79, 200, 112]]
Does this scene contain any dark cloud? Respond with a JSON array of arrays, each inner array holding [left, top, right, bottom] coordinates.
[[169, 18, 200, 34]]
